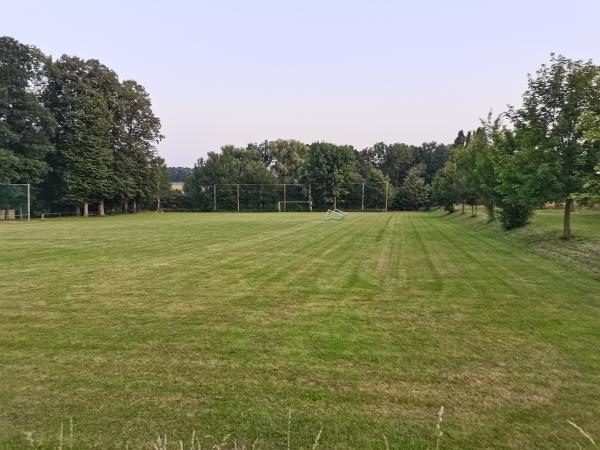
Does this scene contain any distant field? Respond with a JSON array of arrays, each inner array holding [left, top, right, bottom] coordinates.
[[1, 211, 599, 449]]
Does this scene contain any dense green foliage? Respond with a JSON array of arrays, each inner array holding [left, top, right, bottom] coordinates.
[[1, 211, 599, 449], [432, 55, 600, 237], [168, 166, 193, 182], [394, 165, 431, 210], [0, 37, 55, 185], [182, 141, 454, 211], [0, 36, 167, 215], [303, 142, 357, 209]]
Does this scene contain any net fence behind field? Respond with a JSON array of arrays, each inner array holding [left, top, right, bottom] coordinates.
[[0, 184, 30, 220], [189, 182, 388, 212]]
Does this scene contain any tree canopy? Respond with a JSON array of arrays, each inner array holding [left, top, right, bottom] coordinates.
[[1, 36, 167, 215]]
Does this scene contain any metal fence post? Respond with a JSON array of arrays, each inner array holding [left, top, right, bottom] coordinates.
[[27, 183, 31, 221], [385, 182, 389, 212], [361, 182, 365, 211]]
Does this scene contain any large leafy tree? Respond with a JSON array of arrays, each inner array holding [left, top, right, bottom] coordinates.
[[44, 56, 117, 215], [304, 142, 357, 209], [414, 142, 451, 183], [146, 155, 171, 211], [432, 160, 461, 213], [0, 37, 55, 184], [468, 119, 504, 221], [267, 139, 308, 183], [576, 97, 600, 205], [246, 140, 272, 167], [112, 79, 163, 211], [577, 164, 600, 206], [394, 165, 431, 210], [379, 142, 416, 187], [450, 141, 479, 213], [509, 54, 600, 239]]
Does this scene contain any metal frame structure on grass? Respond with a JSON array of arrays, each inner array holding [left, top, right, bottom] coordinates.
[[325, 208, 348, 220]]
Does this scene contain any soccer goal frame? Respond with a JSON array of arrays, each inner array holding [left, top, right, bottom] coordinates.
[[277, 200, 313, 212], [0, 183, 30, 221]]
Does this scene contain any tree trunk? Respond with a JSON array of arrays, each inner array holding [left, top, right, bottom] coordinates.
[[487, 201, 495, 222], [563, 198, 572, 240], [157, 194, 160, 212], [98, 199, 105, 217], [83, 202, 89, 217], [333, 197, 337, 210], [461, 202, 465, 214], [132, 199, 137, 213], [123, 199, 129, 214]]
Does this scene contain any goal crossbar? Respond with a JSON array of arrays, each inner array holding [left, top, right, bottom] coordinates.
[[277, 200, 313, 212]]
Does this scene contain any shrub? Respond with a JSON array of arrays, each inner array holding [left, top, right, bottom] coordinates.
[[500, 202, 533, 229]]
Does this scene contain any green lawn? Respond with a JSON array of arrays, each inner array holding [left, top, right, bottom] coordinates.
[[444, 208, 600, 276], [1, 211, 599, 449]]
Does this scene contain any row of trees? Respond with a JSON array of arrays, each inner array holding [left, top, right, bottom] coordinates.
[[183, 139, 451, 210], [432, 55, 600, 239], [181, 54, 599, 238], [0, 36, 169, 215]]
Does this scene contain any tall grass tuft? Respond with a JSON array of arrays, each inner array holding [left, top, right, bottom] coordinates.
[[567, 420, 597, 448], [434, 405, 444, 450], [287, 408, 292, 450], [311, 428, 323, 450]]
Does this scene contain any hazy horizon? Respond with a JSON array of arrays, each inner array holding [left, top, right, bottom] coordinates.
[[4, 0, 600, 167]]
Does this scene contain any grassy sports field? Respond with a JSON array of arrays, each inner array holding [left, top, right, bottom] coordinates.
[[1, 211, 599, 449]]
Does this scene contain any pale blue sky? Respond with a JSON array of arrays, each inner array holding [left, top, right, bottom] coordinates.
[[3, 0, 600, 166]]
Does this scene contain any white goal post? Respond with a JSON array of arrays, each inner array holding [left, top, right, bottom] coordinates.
[[277, 200, 313, 212], [0, 183, 30, 221], [325, 208, 348, 220]]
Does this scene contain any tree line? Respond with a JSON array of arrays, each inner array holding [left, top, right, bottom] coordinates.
[[432, 55, 600, 239], [179, 54, 600, 239], [181, 140, 450, 211], [0, 36, 169, 216], [3, 36, 598, 234]]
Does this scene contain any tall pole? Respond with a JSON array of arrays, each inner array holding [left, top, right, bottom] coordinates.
[[361, 182, 365, 211], [213, 184, 217, 211], [27, 183, 30, 221], [237, 184, 240, 212], [283, 184, 287, 212], [384, 182, 389, 212], [308, 184, 312, 212], [156, 179, 160, 212]]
